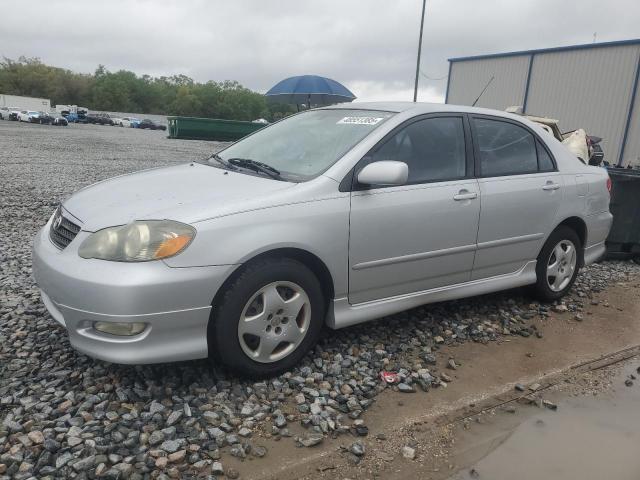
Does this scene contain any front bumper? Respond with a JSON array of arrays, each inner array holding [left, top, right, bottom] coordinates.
[[32, 220, 237, 364]]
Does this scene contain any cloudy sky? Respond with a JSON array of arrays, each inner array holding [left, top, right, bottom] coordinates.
[[2, 0, 638, 102]]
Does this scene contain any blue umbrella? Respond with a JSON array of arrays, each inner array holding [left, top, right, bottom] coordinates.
[[265, 75, 356, 107]]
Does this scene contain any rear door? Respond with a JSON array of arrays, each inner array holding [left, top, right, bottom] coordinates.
[[470, 115, 562, 280], [348, 114, 480, 304]]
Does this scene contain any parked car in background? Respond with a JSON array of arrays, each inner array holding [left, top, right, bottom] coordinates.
[[86, 113, 101, 124], [139, 118, 167, 130], [33, 102, 613, 376], [18, 110, 42, 123], [39, 111, 53, 125], [102, 113, 116, 126], [111, 116, 123, 126], [87, 113, 115, 125], [118, 117, 141, 128], [64, 112, 88, 123], [0, 106, 10, 119], [50, 112, 69, 126], [8, 108, 21, 121], [505, 107, 602, 166]]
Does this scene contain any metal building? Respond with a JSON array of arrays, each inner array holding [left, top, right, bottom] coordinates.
[[445, 39, 640, 167]]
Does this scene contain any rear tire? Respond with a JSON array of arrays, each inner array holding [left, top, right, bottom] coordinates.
[[533, 226, 581, 302], [208, 258, 325, 378]]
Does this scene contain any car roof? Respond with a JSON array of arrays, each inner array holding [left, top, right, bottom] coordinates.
[[321, 101, 529, 122]]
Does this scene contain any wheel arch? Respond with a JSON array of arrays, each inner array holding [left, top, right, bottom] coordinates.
[[549, 216, 587, 266], [209, 247, 335, 322]]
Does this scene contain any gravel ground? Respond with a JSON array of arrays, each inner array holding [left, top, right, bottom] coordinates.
[[1, 119, 639, 479]]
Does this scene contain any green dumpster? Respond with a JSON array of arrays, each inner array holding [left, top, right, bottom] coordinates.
[[167, 116, 266, 141], [605, 167, 640, 262]]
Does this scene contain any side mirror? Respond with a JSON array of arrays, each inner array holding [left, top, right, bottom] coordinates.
[[357, 161, 408, 186]]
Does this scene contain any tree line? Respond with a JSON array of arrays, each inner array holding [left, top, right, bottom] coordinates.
[[0, 57, 294, 120]]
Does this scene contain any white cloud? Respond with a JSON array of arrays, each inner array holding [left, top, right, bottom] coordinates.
[[1, 0, 638, 102], [351, 80, 443, 103]]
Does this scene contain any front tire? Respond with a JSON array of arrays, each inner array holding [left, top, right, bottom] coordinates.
[[534, 226, 581, 302], [208, 258, 325, 377]]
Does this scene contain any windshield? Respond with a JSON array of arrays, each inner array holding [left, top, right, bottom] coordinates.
[[213, 109, 394, 181]]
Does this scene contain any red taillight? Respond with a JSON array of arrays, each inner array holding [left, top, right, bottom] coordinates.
[[606, 177, 612, 194]]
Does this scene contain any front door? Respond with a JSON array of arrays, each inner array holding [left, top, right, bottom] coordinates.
[[348, 115, 481, 304]]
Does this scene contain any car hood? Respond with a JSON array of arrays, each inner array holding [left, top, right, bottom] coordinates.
[[63, 163, 297, 231]]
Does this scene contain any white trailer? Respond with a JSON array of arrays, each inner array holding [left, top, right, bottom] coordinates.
[[0, 94, 50, 111], [55, 104, 89, 115]]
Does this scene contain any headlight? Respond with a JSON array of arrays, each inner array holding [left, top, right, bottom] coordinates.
[[78, 220, 195, 262]]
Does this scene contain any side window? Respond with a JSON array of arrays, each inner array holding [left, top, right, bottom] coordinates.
[[537, 140, 555, 171], [371, 117, 466, 184], [474, 118, 538, 176]]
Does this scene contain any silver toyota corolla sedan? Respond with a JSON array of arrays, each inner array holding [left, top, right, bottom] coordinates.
[[33, 102, 613, 376]]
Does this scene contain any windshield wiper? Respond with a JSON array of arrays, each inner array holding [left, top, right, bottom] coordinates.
[[209, 153, 238, 170], [227, 158, 282, 180]]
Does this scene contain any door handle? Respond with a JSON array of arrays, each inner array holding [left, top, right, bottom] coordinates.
[[542, 182, 560, 191], [453, 190, 478, 201]]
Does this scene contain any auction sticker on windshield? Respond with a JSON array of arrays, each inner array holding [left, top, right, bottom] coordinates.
[[337, 116, 384, 125]]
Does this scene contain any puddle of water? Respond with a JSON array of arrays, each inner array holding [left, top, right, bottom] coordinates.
[[449, 369, 640, 480]]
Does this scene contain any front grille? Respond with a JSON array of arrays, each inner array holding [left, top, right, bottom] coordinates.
[[49, 207, 81, 249]]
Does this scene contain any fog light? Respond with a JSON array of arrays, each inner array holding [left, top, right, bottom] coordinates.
[[93, 321, 146, 336]]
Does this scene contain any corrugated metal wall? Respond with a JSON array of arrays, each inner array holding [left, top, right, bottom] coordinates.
[[446, 41, 640, 166], [525, 44, 639, 164], [620, 56, 640, 166], [446, 55, 530, 109]]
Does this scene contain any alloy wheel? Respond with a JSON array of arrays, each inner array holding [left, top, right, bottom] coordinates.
[[237, 281, 311, 363], [546, 239, 577, 292]]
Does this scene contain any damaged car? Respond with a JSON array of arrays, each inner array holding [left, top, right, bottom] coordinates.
[[505, 107, 605, 166]]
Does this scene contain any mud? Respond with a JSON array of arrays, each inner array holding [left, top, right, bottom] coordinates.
[[448, 361, 640, 480]]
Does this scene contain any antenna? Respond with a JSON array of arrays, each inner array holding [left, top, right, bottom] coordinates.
[[472, 76, 494, 107]]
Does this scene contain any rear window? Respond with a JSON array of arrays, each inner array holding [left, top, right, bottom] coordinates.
[[474, 118, 539, 176], [537, 140, 555, 171]]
